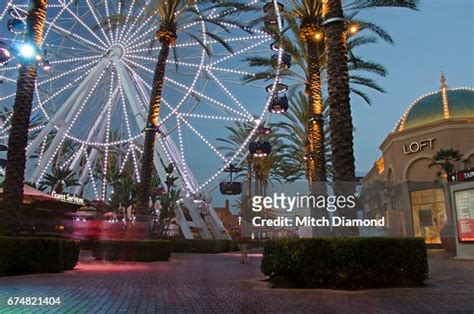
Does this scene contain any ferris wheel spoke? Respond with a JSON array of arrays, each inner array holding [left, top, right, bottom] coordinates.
[[100, 72, 115, 201], [123, 14, 155, 46], [45, 19, 106, 52], [38, 58, 100, 88], [37, 65, 96, 105], [180, 118, 226, 161], [117, 0, 136, 42], [122, 57, 153, 74], [210, 76, 265, 89], [205, 65, 256, 78], [131, 144, 141, 182], [176, 115, 192, 191], [126, 24, 157, 49], [126, 45, 162, 54], [205, 70, 253, 118], [85, 0, 112, 46], [121, 0, 153, 44], [0, 75, 16, 84], [118, 147, 131, 174], [62, 4, 110, 48], [83, 148, 100, 199], [179, 113, 253, 123], [49, 54, 102, 66], [209, 38, 271, 67], [163, 77, 250, 119], [102, 0, 115, 44]]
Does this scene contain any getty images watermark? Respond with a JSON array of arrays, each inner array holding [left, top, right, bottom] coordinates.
[[250, 193, 385, 228]]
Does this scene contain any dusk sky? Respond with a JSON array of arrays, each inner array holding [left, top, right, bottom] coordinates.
[[351, 0, 473, 173]]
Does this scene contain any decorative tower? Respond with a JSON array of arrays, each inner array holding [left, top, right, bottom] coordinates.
[[440, 72, 450, 119]]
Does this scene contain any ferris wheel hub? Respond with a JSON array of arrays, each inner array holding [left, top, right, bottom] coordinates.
[[106, 46, 124, 60]]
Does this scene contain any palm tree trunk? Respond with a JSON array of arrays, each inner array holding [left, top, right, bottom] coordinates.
[[246, 160, 252, 206], [324, 0, 357, 235], [306, 39, 329, 236], [306, 39, 327, 195], [324, 0, 355, 183], [137, 40, 172, 212], [0, 0, 48, 236]]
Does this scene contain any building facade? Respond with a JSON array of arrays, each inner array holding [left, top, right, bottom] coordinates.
[[362, 75, 474, 245]]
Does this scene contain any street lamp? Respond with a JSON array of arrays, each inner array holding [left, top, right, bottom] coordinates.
[[17, 42, 38, 60]]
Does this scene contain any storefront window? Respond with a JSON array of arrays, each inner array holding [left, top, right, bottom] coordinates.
[[411, 188, 447, 244]]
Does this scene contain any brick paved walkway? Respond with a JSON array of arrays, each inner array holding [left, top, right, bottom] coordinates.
[[0, 250, 473, 313]]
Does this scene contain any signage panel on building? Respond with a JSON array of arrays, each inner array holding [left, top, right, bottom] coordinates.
[[449, 168, 474, 183], [454, 189, 474, 242]]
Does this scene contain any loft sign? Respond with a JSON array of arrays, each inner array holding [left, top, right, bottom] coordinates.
[[403, 138, 435, 155]]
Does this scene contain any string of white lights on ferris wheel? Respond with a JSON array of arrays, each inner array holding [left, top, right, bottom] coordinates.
[[0, 0, 285, 196]]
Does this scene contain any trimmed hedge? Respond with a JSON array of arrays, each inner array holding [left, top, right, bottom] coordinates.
[[261, 237, 429, 290], [62, 239, 81, 270], [171, 239, 239, 253], [0, 237, 80, 276], [92, 240, 170, 262]]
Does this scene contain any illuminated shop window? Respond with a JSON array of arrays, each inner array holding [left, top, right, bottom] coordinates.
[[411, 188, 447, 244]]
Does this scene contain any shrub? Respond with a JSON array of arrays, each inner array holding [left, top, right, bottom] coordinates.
[[261, 237, 429, 290], [171, 239, 239, 253], [92, 240, 170, 262], [0, 237, 81, 276], [62, 239, 81, 270]]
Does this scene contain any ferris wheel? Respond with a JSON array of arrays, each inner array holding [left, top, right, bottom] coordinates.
[[0, 0, 286, 239]]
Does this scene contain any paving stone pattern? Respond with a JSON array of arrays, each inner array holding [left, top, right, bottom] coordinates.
[[0, 251, 473, 313]]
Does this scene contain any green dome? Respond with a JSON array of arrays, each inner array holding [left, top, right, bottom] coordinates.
[[400, 88, 474, 131]]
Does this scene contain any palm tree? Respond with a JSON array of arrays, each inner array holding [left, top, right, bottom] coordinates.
[[429, 148, 463, 180], [153, 163, 180, 238], [1, 0, 48, 235], [40, 166, 79, 194], [278, 92, 333, 185], [134, 0, 255, 211], [284, 3, 327, 192], [323, 0, 418, 235], [245, 13, 388, 192], [323, 0, 419, 185]]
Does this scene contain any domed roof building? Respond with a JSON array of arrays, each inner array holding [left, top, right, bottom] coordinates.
[[396, 76, 474, 132], [362, 74, 474, 247]]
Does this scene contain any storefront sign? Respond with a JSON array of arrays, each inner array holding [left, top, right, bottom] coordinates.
[[454, 189, 474, 242], [403, 138, 435, 155], [449, 168, 474, 183], [51, 192, 85, 205]]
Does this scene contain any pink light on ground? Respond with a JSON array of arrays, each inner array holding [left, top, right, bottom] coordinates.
[[74, 262, 171, 273]]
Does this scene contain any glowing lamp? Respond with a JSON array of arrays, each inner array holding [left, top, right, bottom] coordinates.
[[42, 60, 52, 71], [349, 24, 358, 35], [18, 43, 37, 60]]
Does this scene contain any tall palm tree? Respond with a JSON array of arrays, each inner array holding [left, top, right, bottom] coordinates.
[[286, 1, 327, 193], [245, 13, 388, 190], [323, 0, 419, 185], [429, 148, 463, 180], [323, 0, 418, 235], [135, 0, 254, 211], [1, 0, 48, 235]]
